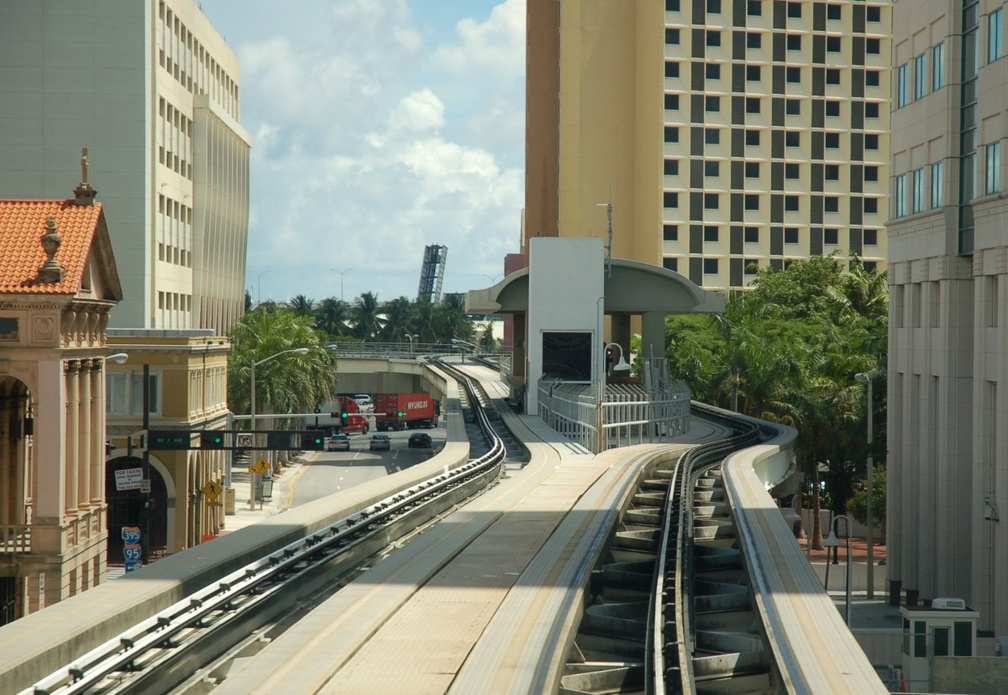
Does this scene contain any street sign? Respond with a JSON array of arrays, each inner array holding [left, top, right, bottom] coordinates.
[[202, 480, 223, 501], [236, 433, 253, 448], [250, 458, 271, 475], [148, 430, 192, 450]]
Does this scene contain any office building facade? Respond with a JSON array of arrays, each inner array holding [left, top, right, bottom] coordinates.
[[0, 0, 250, 334], [888, 0, 1007, 635], [525, 0, 891, 289]]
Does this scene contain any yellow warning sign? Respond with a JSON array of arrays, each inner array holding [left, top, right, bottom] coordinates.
[[202, 480, 223, 501], [252, 458, 271, 474]]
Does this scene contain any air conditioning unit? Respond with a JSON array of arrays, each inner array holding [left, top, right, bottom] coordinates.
[[932, 597, 966, 610]]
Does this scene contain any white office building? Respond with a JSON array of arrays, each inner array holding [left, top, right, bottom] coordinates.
[[0, 0, 250, 333]]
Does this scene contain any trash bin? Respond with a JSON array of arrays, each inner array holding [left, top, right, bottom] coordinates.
[[256, 475, 274, 502]]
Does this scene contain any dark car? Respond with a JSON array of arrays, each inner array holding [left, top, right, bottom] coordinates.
[[408, 432, 432, 449], [369, 434, 391, 451], [327, 434, 350, 451]]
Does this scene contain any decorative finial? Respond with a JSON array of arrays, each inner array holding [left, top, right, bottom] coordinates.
[[38, 217, 65, 284], [74, 147, 97, 206]]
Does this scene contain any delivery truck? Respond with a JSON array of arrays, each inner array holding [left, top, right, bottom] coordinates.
[[330, 395, 371, 434], [374, 393, 439, 431]]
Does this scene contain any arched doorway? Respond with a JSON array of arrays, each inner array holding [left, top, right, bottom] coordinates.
[[105, 456, 168, 566], [0, 373, 31, 623]]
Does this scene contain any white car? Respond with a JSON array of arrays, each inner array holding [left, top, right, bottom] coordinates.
[[354, 394, 373, 410]]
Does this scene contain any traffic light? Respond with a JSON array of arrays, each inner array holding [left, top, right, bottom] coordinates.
[[396, 411, 404, 418], [302, 432, 325, 451], [341, 411, 349, 422], [200, 431, 225, 449]]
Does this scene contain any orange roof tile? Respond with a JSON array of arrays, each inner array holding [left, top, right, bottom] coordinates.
[[0, 199, 104, 294]]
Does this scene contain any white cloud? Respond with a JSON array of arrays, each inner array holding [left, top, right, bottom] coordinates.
[[387, 89, 446, 134]]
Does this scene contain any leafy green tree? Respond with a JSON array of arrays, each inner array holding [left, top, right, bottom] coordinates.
[[315, 297, 350, 338], [350, 291, 383, 340], [380, 296, 416, 342], [288, 294, 314, 317], [228, 308, 339, 427], [847, 463, 887, 543]]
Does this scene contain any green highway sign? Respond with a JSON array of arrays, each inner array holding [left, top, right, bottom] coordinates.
[[147, 430, 193, 450]]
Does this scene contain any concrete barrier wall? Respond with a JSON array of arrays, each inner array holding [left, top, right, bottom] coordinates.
[[931, 656, 1008, 694]]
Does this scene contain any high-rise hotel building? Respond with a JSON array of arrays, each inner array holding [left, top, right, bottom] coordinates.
[[525, 0, 891, 289], [888, 0, 1008, 635], [0, 0, 250, 334]]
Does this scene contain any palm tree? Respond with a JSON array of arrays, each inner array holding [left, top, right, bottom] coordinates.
[[350, 291, 383, 341], [288, 294, 314, 317], [379, 296, 415, 342], [432, 293, 474, 344], [315, 297, 350, 338]]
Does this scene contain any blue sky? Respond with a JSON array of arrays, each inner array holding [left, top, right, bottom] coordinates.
[[198, 0, 525, 304]]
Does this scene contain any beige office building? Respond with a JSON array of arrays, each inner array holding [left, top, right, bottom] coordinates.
[[526, 0, 890, 288], [888, 0, 1008, 636], [0, 0, 250, 334]]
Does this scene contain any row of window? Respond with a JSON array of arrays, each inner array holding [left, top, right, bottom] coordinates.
[[895, 42, 947, 108], [671, 28, 884, 54], [662, 225, 879, 247], [666, 60, 883, 87], [893, 162, 945, 218], [666, 0, 883, 23], [663, 158, 880, 182], [664, 126, 882, 150], [661, 256, 879, 277], [107, 366, 228, 418], [663, 191, 882, 214]]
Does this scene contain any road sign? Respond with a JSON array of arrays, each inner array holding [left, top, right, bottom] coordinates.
[[202, 480, 223, 501], [250, 458, 271, 475], [148, 430, 192, 450], [114, 467, 143, 491], [236, 433, 253, 448]]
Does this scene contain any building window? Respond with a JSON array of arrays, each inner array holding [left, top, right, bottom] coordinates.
[[704, 225, 719, 241], [787, 2, 801, 19], [665, 93, 680, 110], [827, 36, 842, 52], [666, 28, 681, 44], [664, 191, 679, 208], [666, 61, 680, 78], [786, 67, 801, 83], [826, 68, 841, 84], [705, 128, 720, 144], [705, 160, 720, 176], [744, 259, 760, 275], [707, 31, 722, 47], [663, 224, 679, 241], [895, 173, 907, 217], [745, 194, 760, 210], [704, 258, 719, 274], [912, 168, 925, 213], [747, 32, 762, 49], [865, 166, 879, 182], [824, 196, 839, 213], [704, 193, 719, 209], [785, 99, 801, 115], [706, 96, 721, 112], [865, 102, 880, 118], [866, 5, 881, 22], [825, 164, 839, 180], [784, 195, 799, 211], [107, 371, 161, 417], [866, 38, 881, 55], [931, 161, 944, 207], [744, 226, 759, 242], [824, 228, 839, 244], [827, 5, 841, 20], [865, 70, 880, 86], [747, 0, 761, 16], [864, 198, 879, 214], [825, 100, 841, 116], [663, 257, 678, 271], [825, 132, 840, 148], [745, 161, 760, 177], [665, 126, 680, 143], [784, 227, 799, 243], [746, 97, 761, 113], [865, 134, 879, 150], [745, 130, 760, 146], [787, 35, 801, 51], [706, 63, 721, 79], [989, 8, 1004, 63], [864, 229, 878, 246], [664, 159, 679, 175], [746, 65, 761, 81], [933, 42, 946, 90], [785, 131, 800, 147], [666, 0, 681, 11], [785, 163, 800, 179], [896, 64, 908, 107], [986, 141, 1001, 193], [914, 53, 927, 100], [707, 0, 721, 12]]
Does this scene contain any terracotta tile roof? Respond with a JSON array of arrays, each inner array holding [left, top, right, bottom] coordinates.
[[0, 199, 104, 294]]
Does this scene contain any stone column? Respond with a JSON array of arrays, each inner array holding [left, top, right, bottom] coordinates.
[[78, 360, 91, 509], [64, 361, 80, 516], [90, 362, 104, 504], [36, 360, 67, 522]]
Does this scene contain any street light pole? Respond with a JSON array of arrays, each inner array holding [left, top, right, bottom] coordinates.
[[249, 347, 309, 509], [407, 334, 419, 354], [855, 372, 874, 599], [332, 267, 353, 303], [256, 269, 270, 305]]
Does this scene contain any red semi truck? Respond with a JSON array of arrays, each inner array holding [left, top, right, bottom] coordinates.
[[375, 393, 439, 431], [330, 395, 370, 434]]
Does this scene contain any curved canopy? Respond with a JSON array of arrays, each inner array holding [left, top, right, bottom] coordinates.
[[466, 258, 724, 316]]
